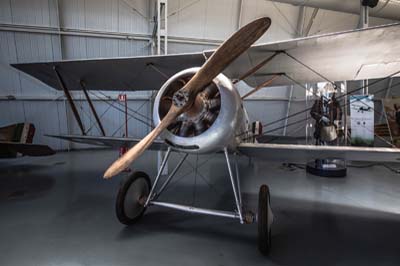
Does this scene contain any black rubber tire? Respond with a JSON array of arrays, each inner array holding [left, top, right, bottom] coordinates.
[[258, 184, 272, 255], [116, 171, 151, 225]]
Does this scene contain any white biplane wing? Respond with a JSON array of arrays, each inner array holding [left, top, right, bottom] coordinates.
[[237, 143, 400, 163], [45, 135, 168, 151], [47, 135, 400, 163], [12, 23, 400, 91]]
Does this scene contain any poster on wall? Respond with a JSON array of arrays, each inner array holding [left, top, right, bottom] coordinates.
[[382, 97, 400, 147], [350, 95, 374, 146]]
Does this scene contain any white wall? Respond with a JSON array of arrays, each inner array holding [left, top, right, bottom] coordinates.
[[0, 0, 397, 149]]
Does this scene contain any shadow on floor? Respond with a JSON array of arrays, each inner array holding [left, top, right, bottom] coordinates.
[[0, 174, 55, 201], [116, 194, 400, 266]]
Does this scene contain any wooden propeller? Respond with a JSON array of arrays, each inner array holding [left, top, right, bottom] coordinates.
[[103, 17, 271, 179]]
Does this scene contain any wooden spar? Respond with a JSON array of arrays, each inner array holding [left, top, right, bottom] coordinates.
[[53, 67, 86, 135], [80, 81, 106, 136], [241, 74, 281, 99], [233, 51, 281, 84]]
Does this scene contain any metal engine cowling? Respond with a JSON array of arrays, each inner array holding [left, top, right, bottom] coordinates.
[[153, 67, 248, 154]]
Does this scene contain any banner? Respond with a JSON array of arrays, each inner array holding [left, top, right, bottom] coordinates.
[[382, 97, 400, 147], [350, 95, 374, 146]]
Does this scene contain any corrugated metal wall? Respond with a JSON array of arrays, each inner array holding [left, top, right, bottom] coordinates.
[[0, 0, 396, 150]]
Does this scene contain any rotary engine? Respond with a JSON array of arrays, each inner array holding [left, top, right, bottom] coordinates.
[[153, 67, 249, 154]]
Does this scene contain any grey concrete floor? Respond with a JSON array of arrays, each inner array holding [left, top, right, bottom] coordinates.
[[1, 149, 400, 266]]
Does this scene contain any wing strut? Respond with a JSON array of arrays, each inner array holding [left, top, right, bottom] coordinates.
[[54, 67, 86, 135], [80, 81, 106, 136], [234, 51, 282, 84], [241, 74, 282, 99]]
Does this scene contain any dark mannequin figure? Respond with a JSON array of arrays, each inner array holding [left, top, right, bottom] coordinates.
[[310, 92, 342, 145], [308, 91, 346, 177], [394, 104, 400, 127]]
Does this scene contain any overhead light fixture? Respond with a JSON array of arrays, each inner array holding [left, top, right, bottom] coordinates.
[[361, 0, 379, 8]]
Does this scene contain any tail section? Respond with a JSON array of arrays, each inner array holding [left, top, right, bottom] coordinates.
[[0, 123, 35, 143], [0, 123, 54, 158]]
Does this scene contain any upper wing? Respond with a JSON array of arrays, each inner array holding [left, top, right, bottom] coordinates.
[[11, 53, 206, 91], [221, 22, 400, 87], [0, 141, 55, 157], [237, 143, 400, 163], [46, 134, 168, 151], [11, 23, 400, 91]]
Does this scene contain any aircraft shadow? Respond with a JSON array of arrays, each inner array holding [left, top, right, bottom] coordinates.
[[116, 193, 400, 266]]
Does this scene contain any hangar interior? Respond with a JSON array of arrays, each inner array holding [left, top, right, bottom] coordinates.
[[1, 0, 400, 265]]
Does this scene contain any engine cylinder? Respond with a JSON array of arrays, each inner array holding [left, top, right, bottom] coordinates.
[[153, 67, 248, 154]]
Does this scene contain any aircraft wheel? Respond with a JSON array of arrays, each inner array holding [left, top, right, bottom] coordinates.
[[258, 184, 273, 255], [116, 171, 151, 225]]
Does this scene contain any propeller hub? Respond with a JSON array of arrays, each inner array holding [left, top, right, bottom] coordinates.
[[157, 68, 222, 137], [178, 94, 207, 122], [172, 90, 190, 108]]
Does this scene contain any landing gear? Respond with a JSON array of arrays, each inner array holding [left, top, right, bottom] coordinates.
[[114, 148, 274, 256], [258, 184, 273, 255], [115, 171, 151, 225]]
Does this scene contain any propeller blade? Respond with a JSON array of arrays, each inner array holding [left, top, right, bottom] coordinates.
[[103, 17, 271, 179], [103, 106, 181, 179], [177, 17, 271, 100]]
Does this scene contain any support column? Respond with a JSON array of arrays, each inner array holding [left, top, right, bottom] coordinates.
[[343, 81, 348, 145], [305, 83, 309, 144], [157, 0, 168, 174], [359, 2, 369, 95], [157, 0, 168, 55], [283, 85, 293, 136], [237, 0, 243, 30], [296, 6, 305, 37]]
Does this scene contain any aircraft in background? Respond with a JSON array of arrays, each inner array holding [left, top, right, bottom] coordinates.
[[11, 17, 400, 254], [355, 106, 373, 113], [0, 123, 55, 158]]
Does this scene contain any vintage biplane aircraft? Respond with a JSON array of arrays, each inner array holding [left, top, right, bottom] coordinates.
[[11, 17, 400, 254], [0, 123, 55, 158]]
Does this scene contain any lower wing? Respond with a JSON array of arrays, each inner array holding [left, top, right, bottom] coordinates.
[[46, 135, 400, 163], [237, 143, 400, 163], [45, 135, 168, 151], [0, 142, 55, 157]]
